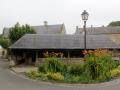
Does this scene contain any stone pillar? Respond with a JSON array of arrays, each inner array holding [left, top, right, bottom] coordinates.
[[9, 55, 17, 67], [35, 52, 38, 66], [2, 49, 7, 59]]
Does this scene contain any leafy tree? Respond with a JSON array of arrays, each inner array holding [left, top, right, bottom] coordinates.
[[108, 21, 120, 27], [0, 37, 10, 49], [9, 22, 35, 43]]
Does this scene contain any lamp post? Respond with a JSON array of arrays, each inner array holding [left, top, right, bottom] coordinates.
[[81, 10, 89, 50]]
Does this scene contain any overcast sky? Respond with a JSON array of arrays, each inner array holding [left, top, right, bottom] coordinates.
[[0, 0, 120, 34]]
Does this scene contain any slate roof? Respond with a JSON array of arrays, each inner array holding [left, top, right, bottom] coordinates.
[[75, 27, 120, 35], [3, 24, 66, 37], [9, 34, 120, 49], [32, 24, 65, 34]]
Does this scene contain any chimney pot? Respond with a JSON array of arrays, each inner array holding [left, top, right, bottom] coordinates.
[[44, 21, 48, 26]]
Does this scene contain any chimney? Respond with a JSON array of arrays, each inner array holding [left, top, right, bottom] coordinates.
[[91, 25, 93, 28], [76, 26, 79, 31], [44, 21, 48, 26], [102, 25, 104, 27]]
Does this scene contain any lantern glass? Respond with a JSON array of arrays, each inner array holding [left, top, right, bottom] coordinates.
[[81, 10, 89, 21]]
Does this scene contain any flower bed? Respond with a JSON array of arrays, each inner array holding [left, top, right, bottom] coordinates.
[[25, 50, 120, 84]]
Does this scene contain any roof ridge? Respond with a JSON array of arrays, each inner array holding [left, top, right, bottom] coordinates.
[[31, 24, 63, 27]]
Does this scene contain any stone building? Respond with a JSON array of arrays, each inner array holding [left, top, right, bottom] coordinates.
[[3, 23, 120, 66], [9, 34, 120, 65], [3, 21, 66, 38]]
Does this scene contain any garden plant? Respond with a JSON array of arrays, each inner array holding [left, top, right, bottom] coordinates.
[[26, 50, 120, 84]]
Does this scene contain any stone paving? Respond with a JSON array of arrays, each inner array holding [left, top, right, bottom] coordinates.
[[11, 66, 37, 73]]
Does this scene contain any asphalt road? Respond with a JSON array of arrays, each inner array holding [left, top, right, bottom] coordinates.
[[0, 60, 120, 90]]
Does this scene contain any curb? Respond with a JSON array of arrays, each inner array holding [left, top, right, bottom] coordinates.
[[9, 68, 120, 88], [0, 59, 9, 62]]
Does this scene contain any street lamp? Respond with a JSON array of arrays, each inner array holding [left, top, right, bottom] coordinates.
[[81, 10, 89, 50]]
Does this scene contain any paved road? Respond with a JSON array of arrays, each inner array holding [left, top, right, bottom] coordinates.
[[0, 60, 120, 90]]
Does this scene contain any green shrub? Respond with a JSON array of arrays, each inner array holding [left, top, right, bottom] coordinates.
[[44, 58, 66, 73], [96, 75, 107, 82], [111, 69, 120, 77], [26, 53, 120, 83], [47, 72, 64, 81], [26, 70, 49, 80], [26, 70, 42, 78], [84, 56, 118, 80], [98, 56, 118, 70], [40, 74, 48, 80], [79, 72, 93, 84], [67, 76, 80, 83], [38, 64, 47, 73], [96, 72, 111, 82], [116, 65, 120, 70], [68, 64, 83, 76], [97, 56, 118, 80], [84, 57, 101, 80]]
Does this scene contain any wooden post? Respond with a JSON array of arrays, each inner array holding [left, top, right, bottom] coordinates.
[[67, 50, 70, 63], [36, 51, 38, 61]]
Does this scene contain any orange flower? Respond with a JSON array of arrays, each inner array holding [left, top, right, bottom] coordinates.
[[83, 50, 88, 55], [82, 49, 112, 57], [43, 51, 64, 58]]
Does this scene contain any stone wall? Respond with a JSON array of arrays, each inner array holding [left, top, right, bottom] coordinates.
[[35, 58, 84, 66], [9, 55, 17, 67]]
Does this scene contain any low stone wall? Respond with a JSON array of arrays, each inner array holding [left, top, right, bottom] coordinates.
[[35, 58, 84, 66], [35, 58, 45, 66]]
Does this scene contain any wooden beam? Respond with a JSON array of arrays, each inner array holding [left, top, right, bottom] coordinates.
[[67, 50, 70, 58]]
